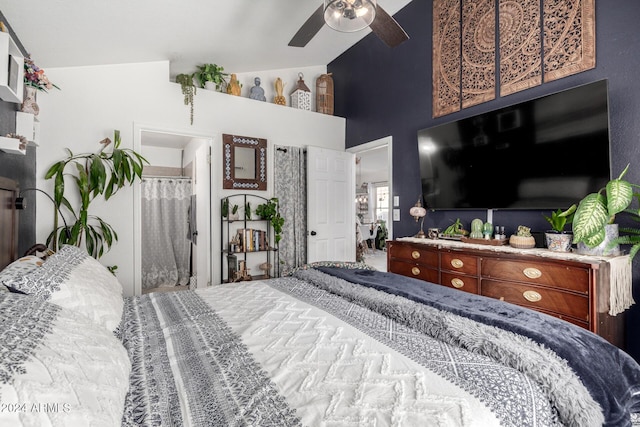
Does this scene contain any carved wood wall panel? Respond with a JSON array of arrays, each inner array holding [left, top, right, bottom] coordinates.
[[461, 0, 496, 108], [543, 0, 595, 82], [499, 0, 542, 96], [432, 0, 461, 118], [433, 0, 595, 117]]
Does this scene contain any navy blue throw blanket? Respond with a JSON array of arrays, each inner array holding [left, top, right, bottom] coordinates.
[[316, 266, 640, 427]]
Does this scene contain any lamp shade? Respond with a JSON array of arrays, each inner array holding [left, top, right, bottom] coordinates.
[[324, 0, 376, 33], [409, 200, 426, 221]]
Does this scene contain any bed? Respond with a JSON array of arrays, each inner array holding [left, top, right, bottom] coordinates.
[[1, 180, 640, 426]]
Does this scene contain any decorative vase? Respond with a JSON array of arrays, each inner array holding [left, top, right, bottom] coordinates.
[[545, 231, 573, 252], [21, 85, 39, 116], [577, 224, 620, 256]]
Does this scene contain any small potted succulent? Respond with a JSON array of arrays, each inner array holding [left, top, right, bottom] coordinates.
[[222, 198, 239, 220], [543, 205, 576, 252], [509, 225, 536, 249]]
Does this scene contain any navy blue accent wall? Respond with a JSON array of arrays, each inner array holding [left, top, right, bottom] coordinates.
[[329, 0, 640, 360], [0, 12, 37, 256]]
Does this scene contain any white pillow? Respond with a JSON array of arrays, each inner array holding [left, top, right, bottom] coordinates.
[[0, 255, 45, 291], [0, 292, 131, 427], [6, 245, 124, 334]]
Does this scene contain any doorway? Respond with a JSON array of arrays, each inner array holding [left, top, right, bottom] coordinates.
[[133, 124, 212, 296], [347, 136, 393, 272]]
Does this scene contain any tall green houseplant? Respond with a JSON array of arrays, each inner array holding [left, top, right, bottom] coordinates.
[[572, 165, 634, 249], [45, 130, 148, 258]]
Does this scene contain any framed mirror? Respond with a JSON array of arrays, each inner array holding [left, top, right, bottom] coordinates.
[[222, 134, 267, 190]]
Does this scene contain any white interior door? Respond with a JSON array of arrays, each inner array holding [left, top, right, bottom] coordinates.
[[307, 146, 355, 263], [194, 143, 211, 288]]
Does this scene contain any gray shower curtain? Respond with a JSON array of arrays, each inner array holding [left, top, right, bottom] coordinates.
[[141, 177, 192, 289], [275, 146, 307, 275]]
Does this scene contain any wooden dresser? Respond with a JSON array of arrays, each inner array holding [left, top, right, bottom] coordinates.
[[387, 238, 629, 348]]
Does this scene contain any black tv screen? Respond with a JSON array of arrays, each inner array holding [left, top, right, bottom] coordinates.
[[418, 80, 611, 210]]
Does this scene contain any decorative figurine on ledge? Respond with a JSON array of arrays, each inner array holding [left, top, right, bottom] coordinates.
[[274, 77, 286, 105], [249, 77, 266, 101]]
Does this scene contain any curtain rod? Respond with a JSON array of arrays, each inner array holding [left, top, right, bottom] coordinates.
[[276, 147, 307, 153]]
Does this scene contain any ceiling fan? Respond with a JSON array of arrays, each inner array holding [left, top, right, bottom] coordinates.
[[288, 0, 409, 48]]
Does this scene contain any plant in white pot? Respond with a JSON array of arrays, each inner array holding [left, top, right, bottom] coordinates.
[[196, 63, 228, 91], [572, 164, 634, 256], [543, 204, 576, 252]]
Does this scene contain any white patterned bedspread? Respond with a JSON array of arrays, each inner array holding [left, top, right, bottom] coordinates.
[[120, 276, 561, 427]]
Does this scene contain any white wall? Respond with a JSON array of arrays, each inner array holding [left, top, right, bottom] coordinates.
[[142, 146, 183, 168], [36, 60, 345, 296]]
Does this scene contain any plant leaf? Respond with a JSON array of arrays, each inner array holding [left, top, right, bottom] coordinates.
[[572, 193, 609, 243], [54, 170, 65, 206], [606, 179, 633, 217]]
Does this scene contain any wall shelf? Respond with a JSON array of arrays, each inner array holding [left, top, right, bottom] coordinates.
[[0, 32, 24, 103], [0, 136, 26, 155], [15, 112, 39, 143]]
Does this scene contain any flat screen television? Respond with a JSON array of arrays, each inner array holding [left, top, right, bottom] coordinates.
[[418, 79, 611, 210]]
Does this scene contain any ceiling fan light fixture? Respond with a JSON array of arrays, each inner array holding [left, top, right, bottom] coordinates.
[[324, 0, 376, 33]]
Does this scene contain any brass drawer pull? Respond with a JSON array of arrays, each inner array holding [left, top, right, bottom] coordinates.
[[451, 278, 464, 288], [450, 258, 464, 268], [523, 290, 542, 302], [411, 251, 421, 259], [411, 267, 421, 276], [523, 267, 542, 279]]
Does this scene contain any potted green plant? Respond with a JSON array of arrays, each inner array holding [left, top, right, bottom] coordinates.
[[44, 130, 148, 259], [196, 63, 228, 91], [375, 220, 388, 250], [255, 198, 285, 245], [572, 164, 634, 256], [222, 198, 238, 219], [176, 73, 196, 125], [509, 225, 536, 249], [543, 204, 576, 252]]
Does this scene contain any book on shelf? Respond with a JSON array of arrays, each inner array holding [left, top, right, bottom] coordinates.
[[236, 228, 267, 252]]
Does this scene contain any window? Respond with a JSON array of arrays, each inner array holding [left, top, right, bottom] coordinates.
[[375, 185, 389, 222]]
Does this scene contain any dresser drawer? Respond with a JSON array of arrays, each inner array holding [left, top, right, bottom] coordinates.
[[481, 279, 589, 321], [389, 260, 439, 284], [441, 252, 478, 275], [441, 271, 478, 294], [389, 244, 438, 268], [481, 258, 589, 294]]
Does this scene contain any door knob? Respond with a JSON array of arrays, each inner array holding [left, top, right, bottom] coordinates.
[[310, 231, 317, 236]]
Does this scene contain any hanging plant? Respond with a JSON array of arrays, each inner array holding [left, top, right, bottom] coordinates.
[[256, 198, 285, 245], [44, 130, 148, 259], [176, 73, 196, 125]]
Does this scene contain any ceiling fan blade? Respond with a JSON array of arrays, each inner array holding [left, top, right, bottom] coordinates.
[[369, 5, 409, 48], [288, 4, 325, 47]]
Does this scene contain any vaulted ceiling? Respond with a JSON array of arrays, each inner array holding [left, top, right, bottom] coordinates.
[[2, 0, 412, 78]]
